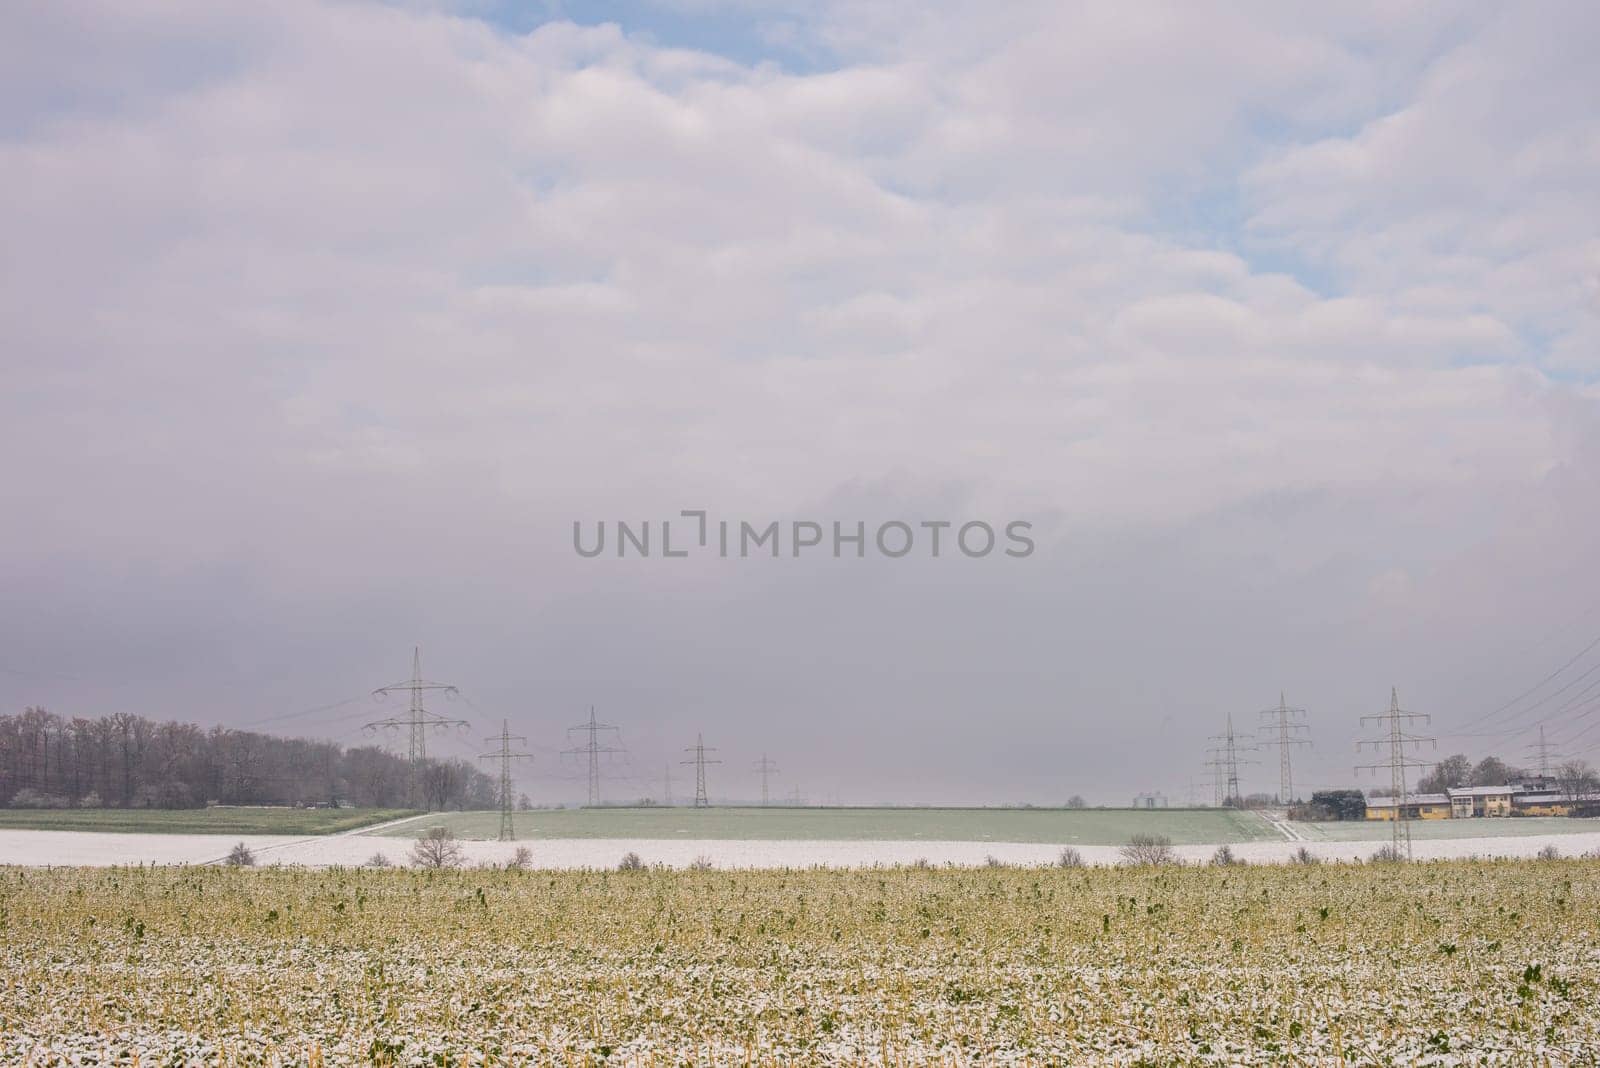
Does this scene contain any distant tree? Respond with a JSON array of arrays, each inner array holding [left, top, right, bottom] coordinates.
[[1065, 795, 1087, 809], [1417, 753, 1471, 794], [1470, 756, 1517, 787], [618, 851, 645, 871], [224, 842, 256, 867], [365, 852, 392, 868], [1057, 847, 1085, 868], [1291, 846, 1319, 865], [507, 846, 533, 870], [1537, 844, 1562, 861], [409, 826, 462, 869], [1555, 760, 1598, 811], [517, 793, 533, 811], [1307, 790, 1366, 821], [1209, 844, 1242, 867], [688, 855, 714, 871], [1120, 834, 1177, 866]]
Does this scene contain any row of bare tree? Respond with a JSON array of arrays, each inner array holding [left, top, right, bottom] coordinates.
[[0, 706, 496, 810]]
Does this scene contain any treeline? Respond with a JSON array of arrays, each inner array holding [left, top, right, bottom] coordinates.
[[0, 706, 496, 811]]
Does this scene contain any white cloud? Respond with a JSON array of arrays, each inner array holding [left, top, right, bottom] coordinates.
[[0, 0, 1596, 799]]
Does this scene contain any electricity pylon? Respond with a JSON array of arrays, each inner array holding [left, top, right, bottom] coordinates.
[[1209, 713, 1257, 806], [1258, 693, 1311, 804], [753, 753, 779, 805], [563, 706, 622, 807], [681, 734, 720, 807], [663, 762, 674, 806], [1525, 725, 1560, 780], [365, 647, 469, 806], [480, 720, 534, 841], [1357, 687, 1435, 860], [1203, 746, 1226, 806]]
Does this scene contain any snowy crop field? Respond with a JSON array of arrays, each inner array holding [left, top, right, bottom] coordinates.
[[3, 861, 1598, 1065]]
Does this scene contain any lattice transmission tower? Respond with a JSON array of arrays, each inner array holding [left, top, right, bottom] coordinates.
[[1209, 713, 1257, 806], [1258, 693, 1311, 804], [681, 734, 720, 807], [753, 753, 779, 805], [1357, 687, 1435, 860], [479, 719, 534, 841], [364, 647, 469, 805], [563, 706, 622, 807], [1525, 725, 1561, 780]]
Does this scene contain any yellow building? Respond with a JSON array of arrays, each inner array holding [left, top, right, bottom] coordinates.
[[1364, 793, 1451, 820]]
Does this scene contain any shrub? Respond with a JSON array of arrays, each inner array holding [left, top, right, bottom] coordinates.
[[910, 857, 932, 870], [1120, 834, 1177, 866], [1057, 847, 1085, 869], [1292, 846, 1319, 865], [1537, 844, 1561, 861], [618, 851, 645, 871], [507, 846, 533, 870], [688, 855, 714, 871], [224, 842, 256, 867], [409, 826, 463, 869], [10, 788, 72, 809], [365, 852, 392, 868], [1210, 844, 1242, 867], [1370, 844, 1405, 863], [78, 790, 104, 809], [984, 854, 1006, 868]]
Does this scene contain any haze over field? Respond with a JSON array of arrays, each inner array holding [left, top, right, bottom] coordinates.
[[3, 2, 1598, 804]]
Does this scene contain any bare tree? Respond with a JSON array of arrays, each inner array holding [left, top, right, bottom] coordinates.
[[409, 826, 463, 869], [1556, 760, 1597, 812], [224, 842, 256, 867], [1120, 834, 1177, 866]]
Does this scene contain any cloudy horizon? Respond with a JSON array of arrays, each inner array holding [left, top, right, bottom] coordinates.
[[3, 1, 1598, 805]]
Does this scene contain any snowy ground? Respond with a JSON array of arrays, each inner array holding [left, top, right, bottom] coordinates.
[[2, 821, 1598, 868]]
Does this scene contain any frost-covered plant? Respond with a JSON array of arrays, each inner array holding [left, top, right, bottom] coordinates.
[[1121, 834, 1177, 866]]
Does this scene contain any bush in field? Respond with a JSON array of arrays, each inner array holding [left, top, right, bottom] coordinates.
[[1370, 844, 1406, 863], [1210, 844, 1242, 867], [410, 827, 463, 869], [984, 855, 1006, 868], [1537, 844, 1561, 861], [618, 851, 645, 871], [1292, 846, 1319, 865], [507, 846, 533, 870], [224, 842, 256, 867], [78, 791, 104, 809], [10, 788, 73, 809], [1057, 847, 1085, 869], [1120, 834, 1177, 866], [688, 855, 714, 871], [365, 852, 392, 868]]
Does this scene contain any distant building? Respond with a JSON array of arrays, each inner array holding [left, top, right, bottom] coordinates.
[[1132, 792, 1168, 809], [1447, 785, 1515, 818], [1363, 793, 1451, 821]]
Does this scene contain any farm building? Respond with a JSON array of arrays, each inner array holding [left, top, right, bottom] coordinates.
[[1364, 793, 1451, 821]]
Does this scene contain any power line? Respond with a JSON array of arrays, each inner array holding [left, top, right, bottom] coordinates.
[[681, 734, 720, 808], [480, 719, 534, 841], [1357, 686, 1435, 860], [753, 753, 779, 805], [1453, 633, 1600, 733], [1258, 693, 1311, 804], [562, 706, 622, 806]]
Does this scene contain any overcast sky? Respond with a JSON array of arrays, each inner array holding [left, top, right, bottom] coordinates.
[[3, 1, 1598, 805]]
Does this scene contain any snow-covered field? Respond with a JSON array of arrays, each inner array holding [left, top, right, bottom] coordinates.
[[3, 824, 1598, 868]]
